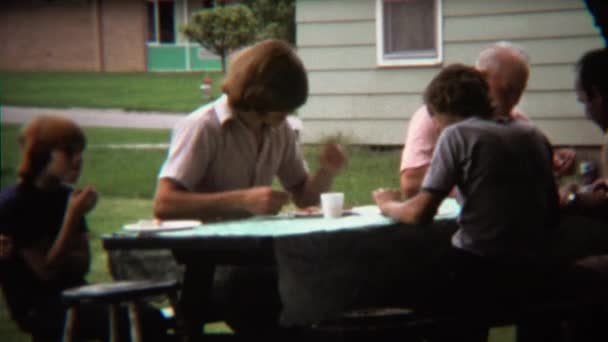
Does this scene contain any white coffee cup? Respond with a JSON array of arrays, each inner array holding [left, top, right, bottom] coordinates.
[[320, 192, 344, 219]]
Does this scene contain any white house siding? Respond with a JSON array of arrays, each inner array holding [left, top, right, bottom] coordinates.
[[296, 0, 605, 146]]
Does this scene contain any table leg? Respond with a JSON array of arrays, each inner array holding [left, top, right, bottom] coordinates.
[[173, 251, 215, 340]]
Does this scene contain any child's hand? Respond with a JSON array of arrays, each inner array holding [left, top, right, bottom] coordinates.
[[372, 188, 402, 206], [69, 186, 98, 216], [372, 188, 402, 216]]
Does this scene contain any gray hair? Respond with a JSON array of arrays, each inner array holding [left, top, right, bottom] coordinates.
[[475, 41, 530, 69]]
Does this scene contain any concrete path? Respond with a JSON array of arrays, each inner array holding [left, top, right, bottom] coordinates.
[[1, 105, 184, 129], [1, 105, 305, 133]]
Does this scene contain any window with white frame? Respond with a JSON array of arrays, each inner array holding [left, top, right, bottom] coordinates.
[[376, 0, 442, 67]]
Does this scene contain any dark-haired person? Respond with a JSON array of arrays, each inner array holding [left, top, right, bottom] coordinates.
[[0, 116, 169, 341], [554, 47, 608, 342], [560, 47, 608, 220], [373, 64, 560, 341], [153, 39, 347, 337]]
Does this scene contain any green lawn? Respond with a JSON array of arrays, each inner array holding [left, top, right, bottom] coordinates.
[[0, 71, 223, 112], [1, 125, 172, 197], [1, 124, 402, 202]]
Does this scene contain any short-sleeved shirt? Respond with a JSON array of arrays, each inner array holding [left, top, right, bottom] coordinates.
[[158, 95, 309, 192], [0, 183, 87, 323], [421, 117, 559, 259], [400, 106, 440, 171], [400, 105, 529, 172]]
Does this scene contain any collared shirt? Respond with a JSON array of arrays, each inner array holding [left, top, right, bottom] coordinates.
[[158, 95, 309, 193]]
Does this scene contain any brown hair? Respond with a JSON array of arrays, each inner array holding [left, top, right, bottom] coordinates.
[[18, 115, 86, 183], [424, 64, 493, 119], [221, 39, 308, 114]]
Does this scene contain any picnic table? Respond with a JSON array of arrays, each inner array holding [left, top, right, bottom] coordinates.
[[102, 200, 608, 339], [102, 200, 460, 338]]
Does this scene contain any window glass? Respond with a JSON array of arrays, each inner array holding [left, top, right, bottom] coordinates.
[[377, 0, 442, 66], [147, 0, 175, 44], [159, 1, 175, 43], [147, 2, 157, 42]]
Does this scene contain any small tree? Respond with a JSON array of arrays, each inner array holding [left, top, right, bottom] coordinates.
[[248, 0, 295, 43], [181, 4, 257, 73]]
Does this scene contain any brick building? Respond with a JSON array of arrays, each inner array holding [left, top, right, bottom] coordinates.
[[0, 0, 227, 72], [0, 0, 148, 72]]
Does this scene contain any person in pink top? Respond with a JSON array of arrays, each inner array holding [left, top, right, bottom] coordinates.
[[400, 42, 575, 198]]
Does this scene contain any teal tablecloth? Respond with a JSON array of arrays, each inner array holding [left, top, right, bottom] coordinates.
[[154, 199, 461, 238], [110, 199, 462, 326]]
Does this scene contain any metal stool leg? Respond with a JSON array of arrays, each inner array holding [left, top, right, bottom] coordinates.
[[168, 291, 186, 341], [128, 302, 143, 342], [62, 306, 76, 342], [110, 303, 122, 342]]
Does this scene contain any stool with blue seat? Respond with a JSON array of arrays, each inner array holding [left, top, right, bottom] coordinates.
[[61, 279, 183, 342]]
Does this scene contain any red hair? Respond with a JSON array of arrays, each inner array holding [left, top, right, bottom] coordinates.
[[18, 115, 86, 183]]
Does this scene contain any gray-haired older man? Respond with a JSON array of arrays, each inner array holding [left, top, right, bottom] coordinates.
[[400, 41, 575, 198]]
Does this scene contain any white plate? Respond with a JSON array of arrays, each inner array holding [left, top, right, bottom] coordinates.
[[123, 219, 202, 232], [292, 208, 355, 218]]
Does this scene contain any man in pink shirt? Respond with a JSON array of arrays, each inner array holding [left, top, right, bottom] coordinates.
[[400, 42, 574, 198]]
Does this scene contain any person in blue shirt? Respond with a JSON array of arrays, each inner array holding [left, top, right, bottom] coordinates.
[[0, 116, 168, 341]]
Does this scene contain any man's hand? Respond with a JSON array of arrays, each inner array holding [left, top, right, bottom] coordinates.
[[592, 178, 608, 193], [243, 186, 290, 215], [553, 148, 576, 177], [319, 143, 348, 175]]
